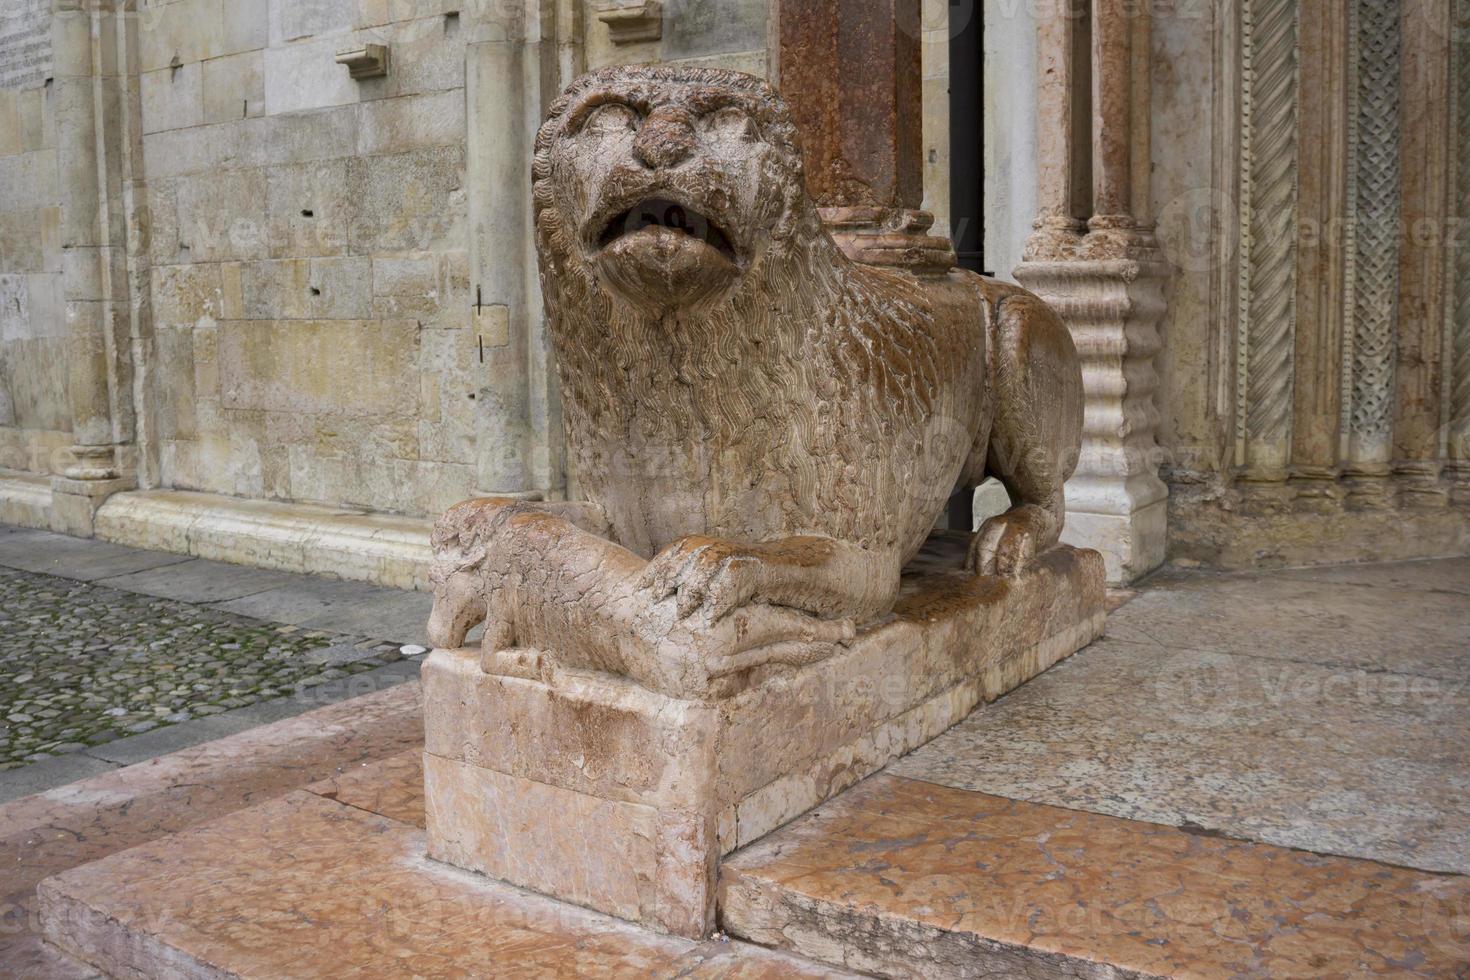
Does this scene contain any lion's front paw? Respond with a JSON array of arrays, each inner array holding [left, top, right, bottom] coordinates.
[[968, 505, 1057, 578], [699, 605, 856, 679], [637, 536, 764, 621]]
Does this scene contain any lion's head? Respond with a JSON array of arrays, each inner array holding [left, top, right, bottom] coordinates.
[[533, 65, 822, 316]]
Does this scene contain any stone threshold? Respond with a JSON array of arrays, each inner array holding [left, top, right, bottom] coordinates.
[[719, 773, 1470, 978], [1, 684, 425, 978], [37, 752, 852, 979], [0, 657, 424, 805], [95, 489, 433, 591], [36, 745, 1470, 978]]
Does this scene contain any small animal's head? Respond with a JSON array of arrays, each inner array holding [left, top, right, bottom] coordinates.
[[533, 65, 817, 316]]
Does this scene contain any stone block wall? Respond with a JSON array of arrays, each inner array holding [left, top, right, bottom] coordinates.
[[0, 1, 68, 478], [136, 0, 475, 517], [583, 0, 767, 76]]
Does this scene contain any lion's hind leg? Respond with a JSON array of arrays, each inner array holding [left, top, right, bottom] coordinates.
[[968, 288, 1084, 576]]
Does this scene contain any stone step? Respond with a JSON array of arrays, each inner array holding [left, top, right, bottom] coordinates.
[[95, 489, 434, 591], [37, 751, 855, 979], [718, 774, 1470, 979]]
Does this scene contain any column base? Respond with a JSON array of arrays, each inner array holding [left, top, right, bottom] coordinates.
[[1015, 254, 1171, 586], [48, 475, 135, 537], [1061, 496, 1168, 585]]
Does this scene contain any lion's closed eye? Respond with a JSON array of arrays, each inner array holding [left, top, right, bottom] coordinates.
[[584, 102, 641, 135], [701, 106, 758, 142]]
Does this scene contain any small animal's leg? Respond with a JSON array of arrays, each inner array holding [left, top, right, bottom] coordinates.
[[970, 290, 1084, 576]]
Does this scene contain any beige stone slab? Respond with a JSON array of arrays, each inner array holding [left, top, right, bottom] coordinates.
[[425, 753, 669, 925], [218, 318, 418, 415], [0, 472, 52, 530], [140, 64, 204, 134], [94, 489, 432, 590], [356, 88, 465, 156], [423, 648, 718, 808], [1107, 565, 1470, 680], [38, 790, 852, 979], [0, 683, 422, 979], [202, 50, 267, 123]]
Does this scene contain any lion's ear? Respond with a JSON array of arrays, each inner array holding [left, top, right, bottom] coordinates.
[[771, 183, 805, 243]]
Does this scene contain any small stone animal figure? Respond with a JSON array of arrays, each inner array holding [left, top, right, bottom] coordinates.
[[427, 65, 1083, 698]]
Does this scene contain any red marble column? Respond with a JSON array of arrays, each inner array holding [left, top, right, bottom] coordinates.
[[776, 0, 953, 272], [776, 0, 923, 210]]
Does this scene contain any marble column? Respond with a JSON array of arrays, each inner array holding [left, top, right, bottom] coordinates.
[[467, 1, 575, 501], [775, 0, 954, 272], [1393, 0, 1454, 506], [1451, 0, 1470, 500], [1014, 0, 1169, 584]]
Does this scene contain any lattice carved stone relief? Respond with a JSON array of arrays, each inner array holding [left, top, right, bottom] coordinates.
[[1348, 0, 1404, 464]]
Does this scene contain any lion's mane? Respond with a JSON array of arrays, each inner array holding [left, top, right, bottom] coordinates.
[[532, 66, 959, 560]]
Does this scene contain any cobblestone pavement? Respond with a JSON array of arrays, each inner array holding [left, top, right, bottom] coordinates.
[[0, 566, 403, 770]]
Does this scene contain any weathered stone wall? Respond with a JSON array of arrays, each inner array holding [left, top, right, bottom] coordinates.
[[583, 0, 767, 75], [0, 1, 68, 478], [0, 0, 793, 532], [136, 0, 474, 516]]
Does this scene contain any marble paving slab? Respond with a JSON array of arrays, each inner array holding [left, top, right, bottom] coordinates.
[[1106, 566, 1469, 679], [216, 578, 434, 645], [0, 683, 423, 979], [890, 636, 1469, 873], [307, 747, 425, 826], [93, 556, 305, 603], [1266, 556, 1470, 595], [0, 532, 193, 582], [720, 774, 1470, 979], [40, 790, 854, 979]]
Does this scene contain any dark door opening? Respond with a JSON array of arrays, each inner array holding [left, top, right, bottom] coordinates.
[[948, 0, 987, 277], [947, 0, 989, 531]]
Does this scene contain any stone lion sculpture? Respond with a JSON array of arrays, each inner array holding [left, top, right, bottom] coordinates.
[[427, 65, 1083, 699]]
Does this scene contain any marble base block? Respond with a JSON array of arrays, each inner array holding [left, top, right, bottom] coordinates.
[[423, 539, 1107, 937]]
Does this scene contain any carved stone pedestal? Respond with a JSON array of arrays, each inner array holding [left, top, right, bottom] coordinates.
[[423, 536, 1105, 938], [1015, 257, 1169, 584]]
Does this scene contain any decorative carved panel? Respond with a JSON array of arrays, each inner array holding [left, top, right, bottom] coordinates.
[[1235, 0, 1299, 475], [1347, 0, 1403, 467]]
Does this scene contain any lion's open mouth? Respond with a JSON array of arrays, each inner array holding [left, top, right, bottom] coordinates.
[[597, 197, 738, 263]]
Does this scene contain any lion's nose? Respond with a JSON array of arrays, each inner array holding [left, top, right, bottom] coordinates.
[[633, 112, 696, 170]]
